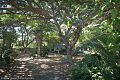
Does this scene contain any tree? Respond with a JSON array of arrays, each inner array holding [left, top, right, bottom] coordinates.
[[0, 0, 119, 65], [16, 22, 35, 53], [48, 0, 107, 64], [33, 21, 57, 57]]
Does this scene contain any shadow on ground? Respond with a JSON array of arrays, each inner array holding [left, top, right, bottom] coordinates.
[[0, 54, 71, 80]]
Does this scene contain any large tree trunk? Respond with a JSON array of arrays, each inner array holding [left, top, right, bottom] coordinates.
[[35, 31, 43, 57], [66, 48, 74, 65]]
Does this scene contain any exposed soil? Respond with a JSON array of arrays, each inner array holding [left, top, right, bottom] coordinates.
[[0, 54, 72, 80]]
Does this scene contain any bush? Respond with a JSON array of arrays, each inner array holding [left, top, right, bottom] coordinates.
[[71, 54, 120, 80], [1, 46, 14, 64], [28, 48, 37, 57], [42, 46, 50, 57]]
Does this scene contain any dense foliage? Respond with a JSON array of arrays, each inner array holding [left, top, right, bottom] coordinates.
[[71, 0, 120, 79], [0, 0, 120, 79], [0, 27, 17, 68]]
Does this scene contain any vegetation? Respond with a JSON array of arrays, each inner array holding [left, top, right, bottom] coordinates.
[[71, 20, 120, 80], [0, 0, 120, 79]]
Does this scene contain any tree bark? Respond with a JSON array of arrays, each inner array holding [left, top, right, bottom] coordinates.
[[35, 31, 43, 57], [66, 47, 74, 65]]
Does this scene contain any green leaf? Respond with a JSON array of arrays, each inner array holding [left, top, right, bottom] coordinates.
[[67, 21, 71, 26], [101, 5, 106, 11], [111, 9, 118, 19]]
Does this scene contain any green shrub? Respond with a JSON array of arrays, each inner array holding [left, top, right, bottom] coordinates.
[[71, 54, 120, 80], [28, 48, 37, 57], [42, 46, 50, 57]]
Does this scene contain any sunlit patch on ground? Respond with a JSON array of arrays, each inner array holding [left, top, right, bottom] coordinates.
[[15, 57, 33, 61], [40, 64, 50, 69], [73, 55, 84, 61], [0, 69, 4, 73]]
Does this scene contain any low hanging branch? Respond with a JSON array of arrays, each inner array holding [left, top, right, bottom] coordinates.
[[2, 17, 52, 28], [0, 0, 53, 18]]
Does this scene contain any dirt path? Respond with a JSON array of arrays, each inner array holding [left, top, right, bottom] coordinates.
[[0, 54, 71, 80]]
